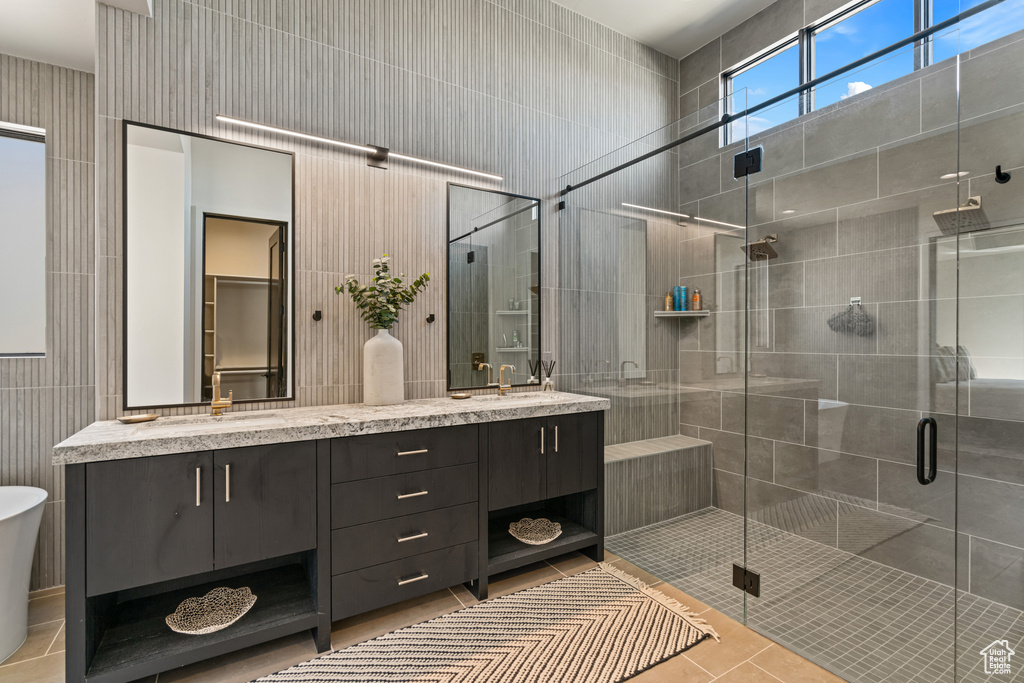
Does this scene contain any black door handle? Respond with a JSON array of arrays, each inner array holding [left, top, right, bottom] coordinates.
[[917, 417, 937, 485]]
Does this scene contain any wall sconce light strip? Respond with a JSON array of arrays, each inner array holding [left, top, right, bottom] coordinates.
[[621, 202, 745, 230], [217, 115, 502, 181]]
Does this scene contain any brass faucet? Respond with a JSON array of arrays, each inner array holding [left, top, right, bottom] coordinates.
[[498, 364, 516, 396], [210, 371, 233, 416], [476, 361, 495, 386]]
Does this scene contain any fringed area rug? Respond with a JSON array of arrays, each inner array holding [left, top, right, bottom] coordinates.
[[254, 563, 718, 683]]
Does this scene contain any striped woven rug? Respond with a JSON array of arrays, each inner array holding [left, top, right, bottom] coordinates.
[[254, 563, 718, 683]]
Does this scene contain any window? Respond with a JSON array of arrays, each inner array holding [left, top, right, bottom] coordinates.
[[811, 0, 915, 109], [0, 123, 46, 356], [722, 0, 1018, 142], [726, 42, 800, 140]]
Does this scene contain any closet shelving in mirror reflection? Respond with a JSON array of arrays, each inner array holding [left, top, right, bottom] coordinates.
[[216, 115, 503, 181]]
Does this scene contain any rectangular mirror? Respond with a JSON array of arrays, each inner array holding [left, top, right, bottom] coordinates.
[[124, 122, 294, 409], [447, 184, 540, 390]]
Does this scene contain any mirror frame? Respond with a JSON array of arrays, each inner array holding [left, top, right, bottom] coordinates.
[[445, 182, 541, 392], [121, 120, 297, 411]]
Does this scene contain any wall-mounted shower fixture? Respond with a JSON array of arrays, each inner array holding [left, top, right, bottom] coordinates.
[[932, 196, 990, 235], [995, 165, 1012, 184], [742, 234, 779, 260]]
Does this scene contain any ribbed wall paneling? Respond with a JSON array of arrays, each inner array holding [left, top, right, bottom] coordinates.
[[95, 0, 680, 422], [0, 54, 95, 590]]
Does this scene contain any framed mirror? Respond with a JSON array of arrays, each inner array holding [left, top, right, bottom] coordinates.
[[123, 122, 294, 409], [447, 184, 541, 390]]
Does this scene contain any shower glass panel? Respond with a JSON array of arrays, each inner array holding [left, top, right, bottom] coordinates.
[[740, 37, 963, 682], [558, 96, 752, 622], [954, 6, 1024, 678]]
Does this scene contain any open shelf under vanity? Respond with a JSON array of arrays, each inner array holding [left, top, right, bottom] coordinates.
[[86, 561, 319, 683]]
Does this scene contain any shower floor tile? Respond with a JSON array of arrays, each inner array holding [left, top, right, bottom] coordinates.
[[608, 508, 1024, 683]]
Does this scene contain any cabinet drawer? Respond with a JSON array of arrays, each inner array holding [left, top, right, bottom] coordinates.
[[331, 425, 478, 482], [332, 542, 477, 620], [331, 502, 477, 574], [332, 464, 477, 528]]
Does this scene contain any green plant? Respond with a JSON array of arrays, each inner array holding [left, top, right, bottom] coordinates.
[[336, 254, 430, 330]]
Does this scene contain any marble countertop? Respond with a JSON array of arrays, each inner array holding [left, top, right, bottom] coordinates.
[[52, 392, 610, 465]]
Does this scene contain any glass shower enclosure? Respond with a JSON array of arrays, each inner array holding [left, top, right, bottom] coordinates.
[[559, 4, 1024, 680]]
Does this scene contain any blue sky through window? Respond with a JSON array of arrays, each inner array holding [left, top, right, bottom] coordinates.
[[932, 0, 1024, 62], [729, 43, 799, 139]]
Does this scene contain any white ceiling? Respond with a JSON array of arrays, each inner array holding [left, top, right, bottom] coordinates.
[[0, 0, 150, 74], [554, 0, 778, 59], [1, 0, 764, 76]]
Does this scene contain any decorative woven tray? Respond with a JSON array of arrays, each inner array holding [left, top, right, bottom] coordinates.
[[509, 517, 562, 545], [166, 587, 257, 635]]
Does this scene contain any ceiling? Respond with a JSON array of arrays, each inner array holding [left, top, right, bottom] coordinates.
[[0, 0, 149, 73], [554, 0, 777, 59], [0, 0, 765, 75]]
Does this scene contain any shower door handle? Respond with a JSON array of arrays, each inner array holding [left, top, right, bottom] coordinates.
[[917, 418, 937, 485]]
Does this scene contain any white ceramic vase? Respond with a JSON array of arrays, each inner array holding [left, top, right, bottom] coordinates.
[[363, 329, 404, 405]]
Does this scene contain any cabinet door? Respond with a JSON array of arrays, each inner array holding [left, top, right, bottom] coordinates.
[[85, 452, 214, 596], [546, 412, 600, 498], [213, 442, 317, 569], [488, 417, 546, 510]]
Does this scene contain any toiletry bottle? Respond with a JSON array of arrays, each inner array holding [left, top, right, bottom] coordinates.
[[512, 328, 519, 346], [692, 288, 702, 311], [680, 285, 688, 311], [673, 286, 681, 311], [664, 292, 672, 311]]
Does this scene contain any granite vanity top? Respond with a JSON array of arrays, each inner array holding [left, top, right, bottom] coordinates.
[[52, 392, 610, 465]]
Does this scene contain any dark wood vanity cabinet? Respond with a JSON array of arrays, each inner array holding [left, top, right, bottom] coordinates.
[[487, 412, 600, 510], [84, 443, 316, 595], [66, 407, 604, 683], [85, 451, 215, 596]]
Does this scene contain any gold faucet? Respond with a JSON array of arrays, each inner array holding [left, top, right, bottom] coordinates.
[[210, 371, 233, 416], [476, 361, 496, 386], [498, 364, 515, 396]]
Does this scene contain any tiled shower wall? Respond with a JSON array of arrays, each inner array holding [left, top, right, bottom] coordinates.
[[94, 0, 680, 424], [0, 54, 95, 590], [676, 1, 1024, 610]]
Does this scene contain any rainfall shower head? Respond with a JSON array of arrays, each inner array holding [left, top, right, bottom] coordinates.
[[933, 196, 990, 235], [743, 234, 779, 261]]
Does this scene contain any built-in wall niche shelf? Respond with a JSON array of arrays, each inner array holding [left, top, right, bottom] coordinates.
[[496, 347, 529, 352], [496, 310, 529, 316], [653, 310, 710, 318]]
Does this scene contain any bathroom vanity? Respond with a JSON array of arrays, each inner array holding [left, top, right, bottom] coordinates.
[[54, 392, 608, 683]]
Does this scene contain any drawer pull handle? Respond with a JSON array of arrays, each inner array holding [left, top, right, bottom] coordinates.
[[397, 490, 429, 500], [555, 425, 559, 453], [398, 573, 429, 586], [397, 448, 428, 456], [225, 464, 231, 502], [196, 467, 201, 507], [540, 427, 545, 454], [397, 531, 429, 543]]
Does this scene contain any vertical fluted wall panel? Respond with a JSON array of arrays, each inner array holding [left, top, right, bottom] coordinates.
[[95, 0, 679, 423], [0, 54, 95, 590]]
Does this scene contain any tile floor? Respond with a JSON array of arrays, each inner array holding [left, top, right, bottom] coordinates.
[[608, 507, 1024, 683], [0, 551, 842, 683]]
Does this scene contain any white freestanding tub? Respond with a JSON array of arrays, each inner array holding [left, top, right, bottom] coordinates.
[[0, 487, 47, 663]]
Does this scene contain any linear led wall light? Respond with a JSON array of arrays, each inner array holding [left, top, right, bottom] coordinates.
[[0, 120, 46, 139], [216, 115, 503, 181], [621, 202, 746, 230]]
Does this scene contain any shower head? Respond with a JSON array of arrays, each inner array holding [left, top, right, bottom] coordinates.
[[933, 196, 990, 235], [743, 234, 779, 261]]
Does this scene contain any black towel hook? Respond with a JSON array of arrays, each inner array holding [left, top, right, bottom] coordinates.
[[995, 165, 1012, 184]]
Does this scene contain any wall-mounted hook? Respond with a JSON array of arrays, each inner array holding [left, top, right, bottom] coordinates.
[[312, 310, 322, 321], [426, 313, 436, 324], [995, 165, 1012, 184]]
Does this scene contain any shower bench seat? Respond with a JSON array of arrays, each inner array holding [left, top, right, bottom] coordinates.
[[604, 434, 712, 536]]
